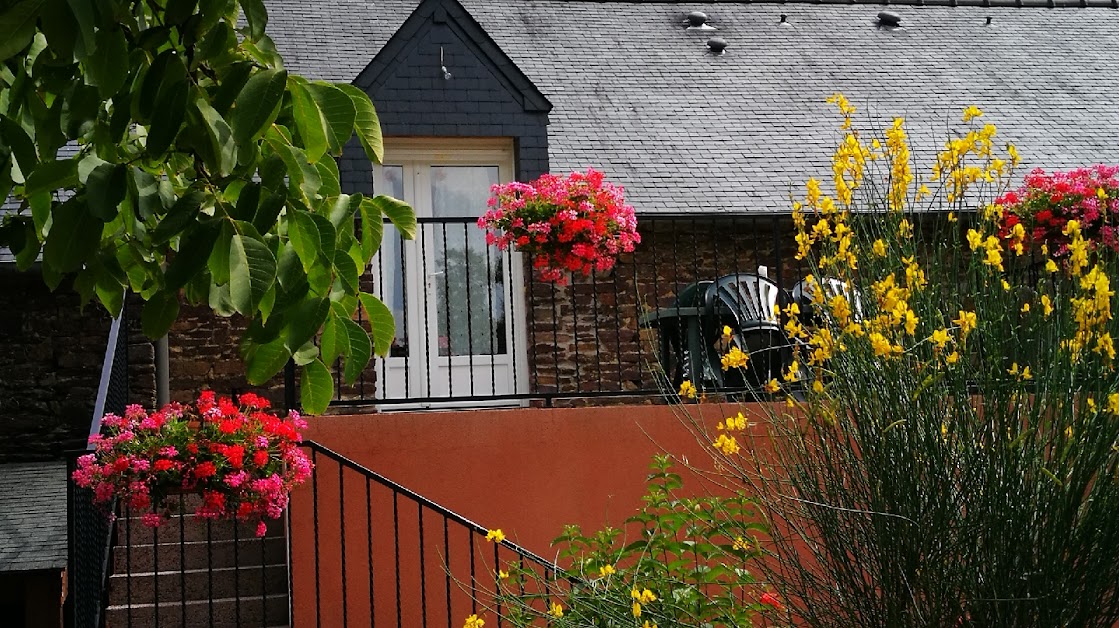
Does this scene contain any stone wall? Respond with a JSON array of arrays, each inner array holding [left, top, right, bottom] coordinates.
[[526, 215, 805, 405], [0, 268, 156, 462]]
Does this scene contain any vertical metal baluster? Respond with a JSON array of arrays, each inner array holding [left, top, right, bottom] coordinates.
[[420, 224, 433, 401], [340, 465, 349, 628], [152, 519, 160, 628], [612, 245, 627, 395], [313, 450, 322, 628], [393, 493, 402, 628], [419, 505, 428, 628], [234, 517, 241, 627], [528, 257, 540, 396], [468, 532, 477, 615], [367, 478, 375, 628], [549, 278, 559, 400], [505, 248, 520, 397], [207, 519, 214, 627], [485, 234, 498, 396], [126, 505, 133, 628], [441, 222, 453, 398], [179, 494, 187, 628], [647, 219, 663, 393], [493, 543, 501, 623], [443, 518, 451, 628], [590, 271, 604, 391], [400, 226, 410, 401], [260, 521, 268, 628], [287, 489, 295, 628], [570, 275, 581, 395], [463, 222, 476, 397]]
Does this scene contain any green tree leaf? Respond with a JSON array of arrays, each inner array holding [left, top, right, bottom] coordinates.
[[86, 163, 127, 221], [142, 290, 181, 338], [229, 227, 276, 315], [191, 94, 238, 176], [358, 291, 396, 357], [358, 196, 385, 263], [84, 25, 129, 98], [237, 0, 267, 42], [0, 115, 38, 177], [288, 78, 327, 163], [0, 0, 45, 63], [164, 224, 221, 290], [367, 194, 417, 240], [319, 310, 348, 366], [337, 83, 383, 164], [230, 68, 286, 149], [340, 316, 371, 385], [152, 189, 205, 245], [24, 158, 77, 196], [42, 196, 101, 273], [299, 358, 333, 415], [147, 56, 190, 158], [308, 82, 356, 155], [282, 296, 329, 352], [244, 336, 290, 385]]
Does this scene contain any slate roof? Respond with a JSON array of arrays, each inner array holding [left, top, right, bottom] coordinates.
[[264, 0, 1119, 213], [0, 462, 68, 572]]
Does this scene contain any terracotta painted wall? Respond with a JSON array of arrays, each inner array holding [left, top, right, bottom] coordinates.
[[287, 402, 776, 628]]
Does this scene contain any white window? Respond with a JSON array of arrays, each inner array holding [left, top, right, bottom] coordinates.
[[371, 138, 528, 408]]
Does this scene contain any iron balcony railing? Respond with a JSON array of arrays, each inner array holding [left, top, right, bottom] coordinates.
[[290, 441, 559, 628], [332, 213, 811, 408]]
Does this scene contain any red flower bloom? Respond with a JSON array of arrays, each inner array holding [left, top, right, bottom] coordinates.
[[194, 461, 217, 479], [760, 592, 785, 611], [253, 449, 270, 467], [153, 459, 174, 472]]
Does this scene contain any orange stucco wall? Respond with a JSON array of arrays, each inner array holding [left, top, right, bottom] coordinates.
[[287, 401, 775, 627]]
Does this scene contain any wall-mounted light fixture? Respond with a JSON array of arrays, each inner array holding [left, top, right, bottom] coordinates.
[[440, 46, 452, 80]]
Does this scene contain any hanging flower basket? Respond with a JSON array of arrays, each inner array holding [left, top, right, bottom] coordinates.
[[71, 391, 312, 537], [997, 165, 1119, 257], [477, 168, 641, 284]]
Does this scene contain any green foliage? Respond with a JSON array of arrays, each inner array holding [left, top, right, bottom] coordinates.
[[496, 455, 770, 627], [0, 0, 416, 414]]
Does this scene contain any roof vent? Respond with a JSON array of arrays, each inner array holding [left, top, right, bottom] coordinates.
[[707, 37, 728, 54], [985, 15, 993, 25], [686, 11, 716, 30], [877, 10, 902, 27], [779, 13, 790, 25]]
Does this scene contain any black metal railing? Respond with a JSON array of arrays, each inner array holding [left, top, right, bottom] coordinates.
[[290, 440, 560, 628], [333, 213, 808, 407], [67, 311, 128, 628]]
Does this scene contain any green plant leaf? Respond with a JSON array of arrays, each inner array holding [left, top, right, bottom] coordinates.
[[229, 228, 276, 315], [358, 291, 395, 357], [238, 0, 268, 42], [0, 0, 45, 63], [244, 336, 290, 385], [308, 82, 355, 155], [142, 290, 181, 339], [333, 249, 359, 295], [152, 189, 205, 245], [164, 223, 220, 290], [24, 158, 77, 196], [292, 340, 319, 366], [288, 209, 321, 272], [230, 68, 286, 149], [319, 311, 347, 366], [282, 296, 329, 352], [42, 196, 101, 273], [337, 83, 382, 164], [341, 316, 371, 385], [86, 163, 127, 221], [147, 64, 189, 158], [192, 95, 238, 176], [64, 0, 94, 58], [0, 115, 38, 176], [300, 358, 334, 415], [288, 78, 327, 163], [358, 196, 384, 263], [84, 25, 129, 98], [367, 194, 416, 240]]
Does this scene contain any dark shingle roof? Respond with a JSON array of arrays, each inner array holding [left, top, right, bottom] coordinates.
[[0, 462, 68, 572], [170, 3, 1119, 212]]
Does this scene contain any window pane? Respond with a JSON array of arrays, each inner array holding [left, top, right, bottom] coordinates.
[[430, 166, 505, 357]]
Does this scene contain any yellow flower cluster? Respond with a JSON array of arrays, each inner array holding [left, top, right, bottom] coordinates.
[[485, 529, 505, 543], [631, 587, 657, 618], [721, 345, 749, 370], [885, 118, 912, 212], [463, 614, 485, 628], [678, 380, 697, 399], [1067, 264, 1115, 363], [548, 602, 564, 618], [932, 108, 1006, 203]]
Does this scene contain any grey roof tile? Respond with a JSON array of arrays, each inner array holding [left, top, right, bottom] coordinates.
[[0, 462, 68, 572]]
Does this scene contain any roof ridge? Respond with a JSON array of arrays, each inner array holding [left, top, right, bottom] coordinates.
[[527, 0, 1118, 8]]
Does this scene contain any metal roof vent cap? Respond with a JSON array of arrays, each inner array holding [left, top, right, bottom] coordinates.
[[707, 37, 728, 55], [686, 10, 716, 30], [779, 13, 791, 25], [877, 10, 902, 27]]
